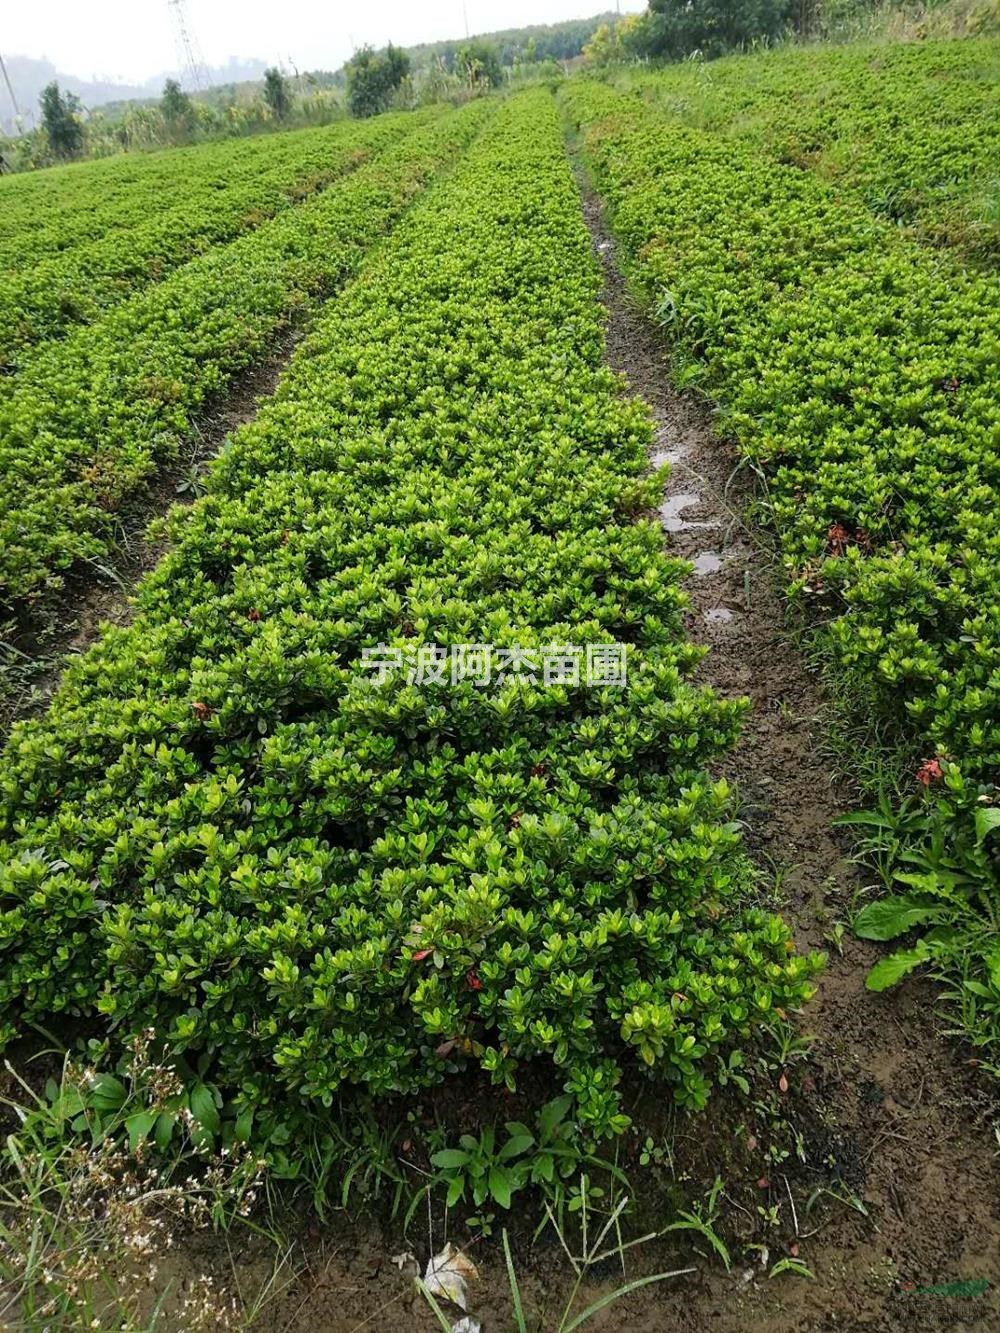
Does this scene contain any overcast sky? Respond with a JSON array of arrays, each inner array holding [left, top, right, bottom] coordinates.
[[3, 0, 646, 84]]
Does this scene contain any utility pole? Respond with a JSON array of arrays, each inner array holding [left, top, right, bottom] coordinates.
[[0, 47, 22, 131], [167, 0, 207, 91], [287, 55, 303, 97]]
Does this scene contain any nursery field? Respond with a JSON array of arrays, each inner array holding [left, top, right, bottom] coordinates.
[[614, 38, 1000, 262], [0, 37, 998, 1333], [0, 111, 434, 368]]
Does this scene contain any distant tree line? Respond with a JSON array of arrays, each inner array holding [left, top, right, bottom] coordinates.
[[3, 66, 334, 169], [404, 13, 622, 71]]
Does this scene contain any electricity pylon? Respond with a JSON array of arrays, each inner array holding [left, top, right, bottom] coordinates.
[[167, 0, 207, 91]]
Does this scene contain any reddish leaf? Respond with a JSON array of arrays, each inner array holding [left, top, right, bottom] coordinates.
[[827, 521, 850, 557]]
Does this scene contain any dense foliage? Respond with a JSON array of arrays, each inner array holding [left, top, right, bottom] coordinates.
[[0, 104, 488, 606], [0, 113, 424, 369], [0, 116, 398, 277], [616, 38, 1000, 263], [346, 45, 412, 118], [263, 69, 292, 122], [38, 82, 84, 160], [628, 0, 794, 61], [563, 77, 999, 1044], [0, 90, 819, 1150], [160, 79, 198, 143], [403, 13, 624, 73]]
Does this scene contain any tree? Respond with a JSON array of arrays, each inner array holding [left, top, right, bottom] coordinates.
[[632, 0, 792, 60], [455, 40, 503, 89], [583, 22, 620, 67], [40, 82, 83, 159], [346, 43, 410, 118], [263, 67, 291, 120], [161, 78, 196, 141]]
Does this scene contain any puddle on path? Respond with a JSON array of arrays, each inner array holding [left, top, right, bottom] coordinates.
[[692, 550, 724, 576], [652, 446, 687, 469], [660, 492, 719, 533], [704, 606, 734, 624]]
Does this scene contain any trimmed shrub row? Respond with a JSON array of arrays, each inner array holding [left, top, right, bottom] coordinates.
[[0, 111, 429, 369], [0, 101, 491, 606]]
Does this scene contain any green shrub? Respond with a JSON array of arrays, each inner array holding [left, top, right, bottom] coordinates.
[[0, 103, 491, 605], [0, 91, 819, 1150], [0, 112, 426, 367], [612, 39, 1000, 263]]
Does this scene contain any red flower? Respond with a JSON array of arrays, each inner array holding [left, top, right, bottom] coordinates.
[[466, 967, 483, 992], [916, 758, 944, 786]]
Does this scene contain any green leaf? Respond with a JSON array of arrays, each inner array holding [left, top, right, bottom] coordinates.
[[489, 1164, 513, 1208], [498, 1133, 534, 1161], [88, 1073, 127, 1112], [855, 896, 939, 941], [533, 1152, 555, 1183], [911, 1278, 990, 1298], [562, 1269, 695, 1330], [126, 1109, 157, 1152], [153, 1111, 175, 1152], [538, 1094, 573, 1139], [974, 807, 1000, 843], [446, 1174, 465, 1207], [502, 1231, 528, 1333], [503, 1119, 532, 1140], [189, 1083, 221, 1136], [833, 810, 895, 829], [894, 870, 959, 895], [430, 1148, 472, 1170], [865, 947, 929, 992]]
